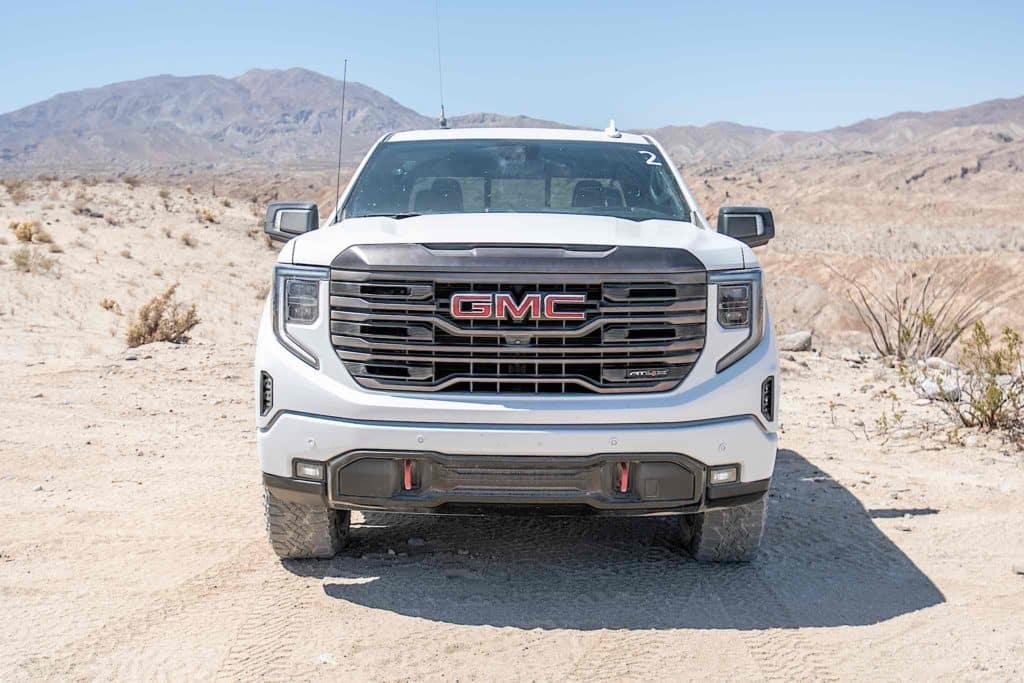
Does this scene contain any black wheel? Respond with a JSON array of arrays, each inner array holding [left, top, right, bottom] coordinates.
[[263, 485, 349, 559], [681, 495, 767, 562]]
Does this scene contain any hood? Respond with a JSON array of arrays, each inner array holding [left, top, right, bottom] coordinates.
[[285, 213, 754, 271]]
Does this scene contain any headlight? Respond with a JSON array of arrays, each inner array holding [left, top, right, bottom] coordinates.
[[710, 269, 764, 372], [273, 265, 329, 368]]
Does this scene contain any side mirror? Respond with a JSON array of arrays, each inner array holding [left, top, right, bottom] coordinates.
[[265, 201, 319, 243], [717, 206, 775, 247]]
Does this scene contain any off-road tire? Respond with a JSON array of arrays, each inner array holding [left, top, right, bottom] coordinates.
[[263, 485, 349, 559], [680, 495, 767, 562]]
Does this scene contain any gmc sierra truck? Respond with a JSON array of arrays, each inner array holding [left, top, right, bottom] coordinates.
[[256, 126, 779, 562]]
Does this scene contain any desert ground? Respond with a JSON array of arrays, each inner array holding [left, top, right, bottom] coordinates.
[[1, 179, 1023, 681]]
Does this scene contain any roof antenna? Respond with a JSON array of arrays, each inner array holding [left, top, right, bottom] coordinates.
[[434, 0, 448, 128], [604, 119, 621, 138], [332, 58, 349, 223]]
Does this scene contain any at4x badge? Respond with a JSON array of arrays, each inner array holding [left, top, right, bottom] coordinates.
[[450, 293, 586, 321]]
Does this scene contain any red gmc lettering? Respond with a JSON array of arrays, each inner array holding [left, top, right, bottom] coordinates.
[[543, 294, 586, 320], [494, 293, 542, 320], [450, 293, 493, 318]]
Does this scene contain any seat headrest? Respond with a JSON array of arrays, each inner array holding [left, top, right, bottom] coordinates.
[[414, 178, 464, 212], [572, 180, 606, 208]]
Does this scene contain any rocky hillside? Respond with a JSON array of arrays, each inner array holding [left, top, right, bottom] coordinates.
[[3, 67, 1023, 174]]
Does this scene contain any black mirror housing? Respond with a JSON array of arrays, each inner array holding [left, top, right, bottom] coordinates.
[[265, 202, 319, 243], [717, 206, 775, 248]]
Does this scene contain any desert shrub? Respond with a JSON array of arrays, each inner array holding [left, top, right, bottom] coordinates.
[[180, 232, 197, 248], [833, 264, 1002, 360], [100, 298, 122, 315], [11, 246, 57, 275], [939, 322, 1024, 437], [123, 175, 140, 190], [8, 220, 52, 244], [221, 198, 232, 208], [1, 178, 29, 204], [126, 284, 200, 347], [196, 207, 218, 224], [158, 189, 171, 200], [185, 185, 193, 196]]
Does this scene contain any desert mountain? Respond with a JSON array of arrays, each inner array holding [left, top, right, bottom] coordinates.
[[2, 67, 1023, 175]]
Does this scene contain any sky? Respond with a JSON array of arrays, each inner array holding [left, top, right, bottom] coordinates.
[[1, 0, 1022, 131]]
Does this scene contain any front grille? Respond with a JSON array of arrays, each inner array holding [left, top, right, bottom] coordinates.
[[329, 268, 707, 394]]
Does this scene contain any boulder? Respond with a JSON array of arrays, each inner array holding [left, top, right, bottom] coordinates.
[[916, 377, 961, 402], [778, 331, 813, 352]]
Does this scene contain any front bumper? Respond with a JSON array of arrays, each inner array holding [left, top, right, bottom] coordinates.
[[258, 412, 776, 515]]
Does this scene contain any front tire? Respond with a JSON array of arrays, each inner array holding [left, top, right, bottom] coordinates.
[[681, 495, 767, 562], [263, 485, 349, 559]]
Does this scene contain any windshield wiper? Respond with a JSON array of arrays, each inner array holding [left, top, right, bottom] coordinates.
[[358, 212, 422, 220]]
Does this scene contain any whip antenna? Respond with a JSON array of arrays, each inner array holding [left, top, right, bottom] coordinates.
[[434, 0, 448, 128], [333, 59, 349, 223]]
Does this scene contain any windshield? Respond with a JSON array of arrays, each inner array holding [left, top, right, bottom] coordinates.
[[342, 139, 691, 222]]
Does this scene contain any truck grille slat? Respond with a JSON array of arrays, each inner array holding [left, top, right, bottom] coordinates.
[[330, 267, 707, 394]]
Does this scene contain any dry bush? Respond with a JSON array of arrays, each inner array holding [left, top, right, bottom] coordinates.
[[162, 227, 173, 239], [196, 207, 219, 224], [158, 189, 171, 200], [185, 185, 193, 196], [105, 215, 122, 227], [832, 264, 1002, 360], [221, 198, 233, 208], [939, 323, 1024, 439], [126, 284, 200, 347], [123, 175, 140, 190], [12, 246, 57, 275], [1, 178, 29, 204], [99, 298, 122, 315], [9, 220, 53, 244], [254, 282, 271, 300], [180, 232, 197, 248]]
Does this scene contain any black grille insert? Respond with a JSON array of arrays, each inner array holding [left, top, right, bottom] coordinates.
[[330, 268, 707, 394]]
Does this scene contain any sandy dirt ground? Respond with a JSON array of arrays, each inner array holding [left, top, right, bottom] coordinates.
[[1, 180, 1023, 681]]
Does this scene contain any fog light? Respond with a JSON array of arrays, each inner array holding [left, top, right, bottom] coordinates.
[[709, 466, 738, 485], [294, 461, 325, 481]]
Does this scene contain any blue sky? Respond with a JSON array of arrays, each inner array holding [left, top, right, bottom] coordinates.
[[1, 0, 1022, 130]]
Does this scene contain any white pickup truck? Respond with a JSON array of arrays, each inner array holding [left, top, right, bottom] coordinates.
[[255, 127, 779, 562]]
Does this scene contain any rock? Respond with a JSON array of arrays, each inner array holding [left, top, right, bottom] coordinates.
[[896, 522, 913, 532], [913, 398, 931, 407], [124, 354, 138, 361], [317, 653, 336, 666], [925, 356, 954, 370], [1013, 564, 1024, 576], [778, 331, 812, 352], [32, 485, 43, 492], [840, 348, 865, 364], [386, 548, 396, 556], [916, 377, 961, 401]]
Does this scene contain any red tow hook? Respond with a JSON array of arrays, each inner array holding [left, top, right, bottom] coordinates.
[[403, 459, 413, 491], [617, 461, 629, 493]]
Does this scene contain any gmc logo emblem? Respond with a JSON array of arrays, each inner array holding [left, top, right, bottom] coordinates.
[[450, 293, 586, 321]]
